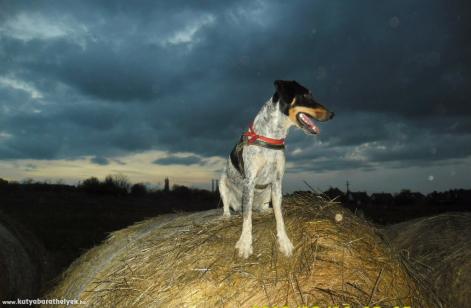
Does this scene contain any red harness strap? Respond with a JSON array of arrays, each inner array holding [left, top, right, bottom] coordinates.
[[243, 123, 285, 146]]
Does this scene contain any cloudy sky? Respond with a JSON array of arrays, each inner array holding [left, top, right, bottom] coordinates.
[[0, 0, 470, 193]]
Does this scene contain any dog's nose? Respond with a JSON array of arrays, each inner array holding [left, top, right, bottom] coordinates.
[[329, 112, 335, 119]]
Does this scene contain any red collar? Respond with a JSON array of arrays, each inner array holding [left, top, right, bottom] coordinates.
[[242, 123, 285, 146]]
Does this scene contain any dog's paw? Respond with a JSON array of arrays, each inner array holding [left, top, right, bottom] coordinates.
[[278, 235, 294, 257], [222, 211, 231, 219], [235, 237, 253, 258]]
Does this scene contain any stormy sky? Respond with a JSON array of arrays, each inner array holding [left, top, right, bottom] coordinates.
[[0, 0, 470, 193]]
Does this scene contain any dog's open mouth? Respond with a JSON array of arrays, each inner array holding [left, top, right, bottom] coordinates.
[[296, 112, 320, 134]]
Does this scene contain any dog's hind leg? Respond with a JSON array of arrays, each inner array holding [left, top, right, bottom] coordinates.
[[272, 180, 294, 257], [218, 172, 231, 218]]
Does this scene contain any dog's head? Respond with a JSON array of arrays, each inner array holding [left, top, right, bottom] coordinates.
[[273, 80, 334, 134]]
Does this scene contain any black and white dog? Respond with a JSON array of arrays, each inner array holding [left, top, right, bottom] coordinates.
[[219, 80, 334, 258]]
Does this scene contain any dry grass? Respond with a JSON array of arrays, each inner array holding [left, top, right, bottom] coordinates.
[[384, 212, 471, 308], [45, 193, 429, 307]]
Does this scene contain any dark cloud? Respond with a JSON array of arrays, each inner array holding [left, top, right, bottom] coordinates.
[[0, 0, 470, 177], [365, 133, 471, 165], [90, 156, 109, 165], [287, 158, 374, 174], [153, 155, 202, 166]]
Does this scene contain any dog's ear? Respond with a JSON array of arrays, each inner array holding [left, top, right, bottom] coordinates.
[[274, 80, 309, 104], [274, 80, 294, 104], [272, 91, 280, 103]]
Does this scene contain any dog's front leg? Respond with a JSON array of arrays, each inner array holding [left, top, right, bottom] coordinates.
[[235, 177, 255, 258], [272, 180, 294, 257]]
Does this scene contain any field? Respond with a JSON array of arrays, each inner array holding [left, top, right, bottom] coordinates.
[[0, 181, 470, 306]]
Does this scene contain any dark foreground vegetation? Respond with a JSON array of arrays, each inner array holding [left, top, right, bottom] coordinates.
[[0, 176, 470, 290], [0, 176, 219, 285], [321, 187, 471, 224]]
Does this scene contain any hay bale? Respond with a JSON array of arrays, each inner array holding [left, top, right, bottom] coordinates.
[[46, 193, 428, 307], [384, 212, 471, 308], [0, 211, 51, 301]]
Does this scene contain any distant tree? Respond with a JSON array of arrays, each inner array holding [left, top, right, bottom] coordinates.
[[0, 178, 8, 193], [371, 193, 394, 205], [78, 175, 131, 196], [21, 178, 34, 184], [131, 183, 147, 196], [172, 184, 191, 197], [103, 174, 130, 196], [395, 189, 424, 205], [82, 176, 100, 186], [79, 177, 102, 194]]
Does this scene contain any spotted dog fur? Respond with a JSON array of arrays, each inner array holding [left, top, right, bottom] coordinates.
[[219, 80, 334, 258]]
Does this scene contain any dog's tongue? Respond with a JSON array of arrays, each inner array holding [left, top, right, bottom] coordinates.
[[299, 113, 320, 134]]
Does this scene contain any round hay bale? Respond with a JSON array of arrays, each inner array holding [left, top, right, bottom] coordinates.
[[384, 212, 471, 308], [0, 211, 51, 301], [46, 193, 428, 307]]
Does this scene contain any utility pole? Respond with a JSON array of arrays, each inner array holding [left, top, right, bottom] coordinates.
[[346, 180, 350, 194]]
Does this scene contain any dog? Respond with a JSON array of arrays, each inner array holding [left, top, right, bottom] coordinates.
[[218, 80, 334, 258]]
